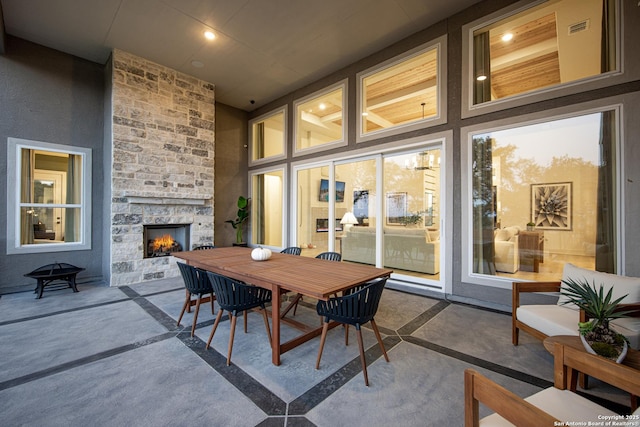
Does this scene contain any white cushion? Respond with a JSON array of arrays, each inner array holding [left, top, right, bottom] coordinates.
[[558, 263, 640, 309], [516, 305, 579, 337], [480, 387, 618, 426]]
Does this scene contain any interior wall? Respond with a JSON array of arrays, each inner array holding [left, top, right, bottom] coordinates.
[[0, 36, 105, 290]]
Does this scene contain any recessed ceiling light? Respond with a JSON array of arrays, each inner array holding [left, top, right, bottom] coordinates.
[[204, 31, 216, 40], [502, 33, 513, 42], [191, 60, 204, 68], [319, 103, 326, 110], [476, 75, 487, 81]]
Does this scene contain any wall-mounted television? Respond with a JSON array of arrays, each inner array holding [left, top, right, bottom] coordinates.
[[319, 179, 345, 202]]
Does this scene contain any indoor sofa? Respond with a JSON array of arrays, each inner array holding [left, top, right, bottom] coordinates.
[[341, 226, 440, 274]]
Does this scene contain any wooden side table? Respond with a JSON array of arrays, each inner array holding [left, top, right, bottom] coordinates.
[[519, 230, 544, 272], [544, 335, 639, 410]]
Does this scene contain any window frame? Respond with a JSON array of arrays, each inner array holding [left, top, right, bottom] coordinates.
[[248, 105, 288, 166], [7, 138, 92, 254], [356, 36, 448, 143], [293, 79, 348, 157], [461, 0, 625, 119], [460, 101, 622, 289]]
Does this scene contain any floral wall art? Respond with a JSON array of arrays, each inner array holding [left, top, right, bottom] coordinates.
[[530, 182, 572, 230]]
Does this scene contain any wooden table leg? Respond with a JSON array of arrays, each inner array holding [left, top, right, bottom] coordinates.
[[272, 286, 282, 366]]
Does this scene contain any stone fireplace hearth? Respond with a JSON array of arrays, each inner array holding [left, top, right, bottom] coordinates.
[[108, 50, 215, 286]]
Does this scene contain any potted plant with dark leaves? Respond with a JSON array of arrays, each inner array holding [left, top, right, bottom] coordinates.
[[560, 278, 631, 363], [226, 196, 250, 246]]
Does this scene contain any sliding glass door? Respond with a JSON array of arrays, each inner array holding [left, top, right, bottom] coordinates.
[[293, 143, 444, 290]]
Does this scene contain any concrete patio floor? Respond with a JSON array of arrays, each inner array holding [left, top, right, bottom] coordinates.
[[0, 277, 631, 426]]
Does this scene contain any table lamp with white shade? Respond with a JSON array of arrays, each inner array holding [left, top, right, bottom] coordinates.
[[340, 212, 359, 233]]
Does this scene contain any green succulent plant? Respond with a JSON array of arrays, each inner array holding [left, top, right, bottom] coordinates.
[[560, 278, 631, 328], [560, 278, 631, 360]]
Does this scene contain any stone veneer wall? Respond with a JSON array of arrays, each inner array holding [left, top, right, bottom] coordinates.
[[109, 49, 215, 286]]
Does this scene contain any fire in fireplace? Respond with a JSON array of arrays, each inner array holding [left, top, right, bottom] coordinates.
[[143, 224, 190, 258]]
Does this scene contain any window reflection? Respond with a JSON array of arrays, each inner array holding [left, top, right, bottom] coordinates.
[[471, 111, 616, 280]]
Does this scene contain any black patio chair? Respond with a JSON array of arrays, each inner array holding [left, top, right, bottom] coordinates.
[[316, 251, 341, 261], [205, 272, 272, 366], [176, 262, 215, 337], [315, 277, 389, 386], [194, 245, 216, 250], [280, 246, 302, 256]]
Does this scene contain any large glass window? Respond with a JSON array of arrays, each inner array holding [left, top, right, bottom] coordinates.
[[7, 138, 92, 254], [250, 168, 284, 247], [471, 0, 616, 105], [249, 107, 286, 165], [294, 81, 346, 155], [467, 110, 617, 284]]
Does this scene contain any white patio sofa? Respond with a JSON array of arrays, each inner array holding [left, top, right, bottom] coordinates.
[[512, 262, 640, 349]]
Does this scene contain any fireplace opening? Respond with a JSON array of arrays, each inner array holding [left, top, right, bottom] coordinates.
[[143, 224, 191, 258]]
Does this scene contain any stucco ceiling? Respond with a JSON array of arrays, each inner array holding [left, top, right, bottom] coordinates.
[[0, 0, 481, 111]]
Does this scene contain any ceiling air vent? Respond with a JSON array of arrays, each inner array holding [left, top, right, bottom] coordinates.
[[568, 19, 590, 35]]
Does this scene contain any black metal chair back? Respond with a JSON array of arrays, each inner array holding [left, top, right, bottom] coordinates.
[[317, 278, 386, 327], [204, 272, 273, 365], [177, 262, 213, 295], [315, 277, 389, 386], [315, 251, 341, 261], [194, 245, 216, 250], [207, 272, 272, 315], [280, 246, 302, 256], [176, 262, 215, 336]]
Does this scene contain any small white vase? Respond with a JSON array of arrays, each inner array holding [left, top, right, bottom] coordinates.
[[580, 334, 628, 363]]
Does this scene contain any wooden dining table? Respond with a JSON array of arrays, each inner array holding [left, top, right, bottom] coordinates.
[[174, 246, 393, 365]]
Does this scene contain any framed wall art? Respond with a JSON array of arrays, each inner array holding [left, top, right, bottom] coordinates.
[[386, 192, 407, 225], [530, 182, 572, 230]]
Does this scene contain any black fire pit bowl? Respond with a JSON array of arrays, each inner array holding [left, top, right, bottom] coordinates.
[[24, 263, 85, 299]]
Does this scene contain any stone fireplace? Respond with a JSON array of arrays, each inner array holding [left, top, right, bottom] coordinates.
[[108, 50, 215, 286]]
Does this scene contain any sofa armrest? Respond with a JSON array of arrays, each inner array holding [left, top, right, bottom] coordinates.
[[464, 369, 559, 427], [512, 281, 561, 314], [616, 302, 640, 317]]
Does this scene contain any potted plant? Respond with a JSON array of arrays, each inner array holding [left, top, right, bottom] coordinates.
[[226, 196, 250, 245], [526, 221, 536, 231], [560, 278, 631, 363]]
